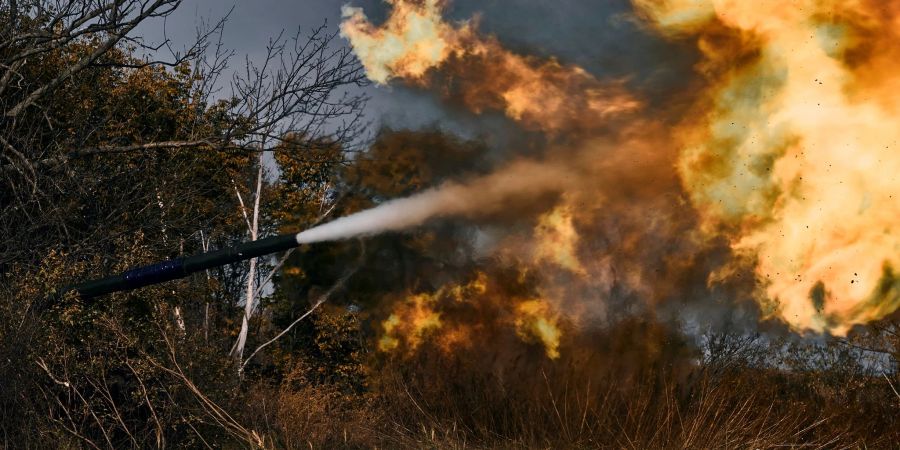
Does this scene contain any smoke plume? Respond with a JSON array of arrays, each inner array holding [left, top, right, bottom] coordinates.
[[296, 158, 573, 244]]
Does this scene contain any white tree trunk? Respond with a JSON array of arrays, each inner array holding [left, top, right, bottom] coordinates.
[[231, 156, 264, 363], [200, 230, 211, 343]]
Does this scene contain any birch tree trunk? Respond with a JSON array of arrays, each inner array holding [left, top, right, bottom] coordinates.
[[231, 156, 264, 362]]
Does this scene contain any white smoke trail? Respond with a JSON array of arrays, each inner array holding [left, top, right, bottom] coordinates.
[[295, 159, 572, 244]]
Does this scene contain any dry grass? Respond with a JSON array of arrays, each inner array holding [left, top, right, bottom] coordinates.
[[362, 365, 871, 449], [229, 343, 896, 449], [258, 319, 899, 449]]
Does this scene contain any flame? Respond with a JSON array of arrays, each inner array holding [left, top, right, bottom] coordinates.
[[340, 0, 464, 84], [341, 0, 640, 132], [514, 299, 562, 359], [634, 0, 900, 334], [533, 203, 586, 276], [379, 292, 442, 352], [378, 273, 486, 353], [377, 272, 564, 359]]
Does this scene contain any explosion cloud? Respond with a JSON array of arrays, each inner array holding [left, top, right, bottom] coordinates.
[[313, 0, 900, 356], [634, 0, 900, 334]]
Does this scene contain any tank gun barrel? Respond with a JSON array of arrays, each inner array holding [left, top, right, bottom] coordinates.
[[67, 233, 301, 299]]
